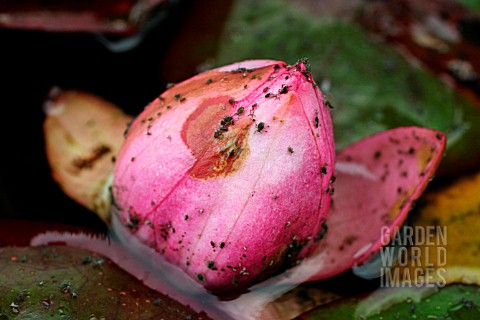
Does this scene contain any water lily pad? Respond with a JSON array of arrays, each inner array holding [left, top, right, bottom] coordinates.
[[0, 245, 210, 319], [299, 284, 480, 320]]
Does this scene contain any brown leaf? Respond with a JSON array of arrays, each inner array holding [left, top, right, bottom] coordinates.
[[44, 88, 133, 222]]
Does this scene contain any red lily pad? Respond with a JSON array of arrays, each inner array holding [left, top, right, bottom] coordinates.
[[308, 126, 446, 281]]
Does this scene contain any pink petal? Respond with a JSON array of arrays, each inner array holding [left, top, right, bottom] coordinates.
[[308, 126, 446, 280]]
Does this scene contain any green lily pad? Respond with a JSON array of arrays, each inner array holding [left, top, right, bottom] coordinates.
[[0, 245, 210, 319], [299, 284, 480, 319], [216, 0, 480, 175]]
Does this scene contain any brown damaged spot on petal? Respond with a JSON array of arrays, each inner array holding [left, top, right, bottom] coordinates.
[[182, 96, 252, 179]]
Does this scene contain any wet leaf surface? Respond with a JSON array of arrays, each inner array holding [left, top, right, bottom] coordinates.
[[299, 284, 480, 319], [0, 245, 211, 320]]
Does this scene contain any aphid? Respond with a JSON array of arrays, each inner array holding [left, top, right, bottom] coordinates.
[[221, 116, 233, 126], [321, 166, 327, 174], [279, 84, 289, 94], [123, 121, 132, 137]]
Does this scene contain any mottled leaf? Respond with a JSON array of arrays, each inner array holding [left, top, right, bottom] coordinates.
[[0, 245, 211, 319]]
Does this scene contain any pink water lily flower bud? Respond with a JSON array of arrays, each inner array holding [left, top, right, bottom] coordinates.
[[112, 59, 335, 292]]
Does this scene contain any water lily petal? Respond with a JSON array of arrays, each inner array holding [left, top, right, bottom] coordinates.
[[308, 126, 446, 281]]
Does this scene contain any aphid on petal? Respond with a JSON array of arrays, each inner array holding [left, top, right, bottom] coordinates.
[[112, 59, 335, 292]]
